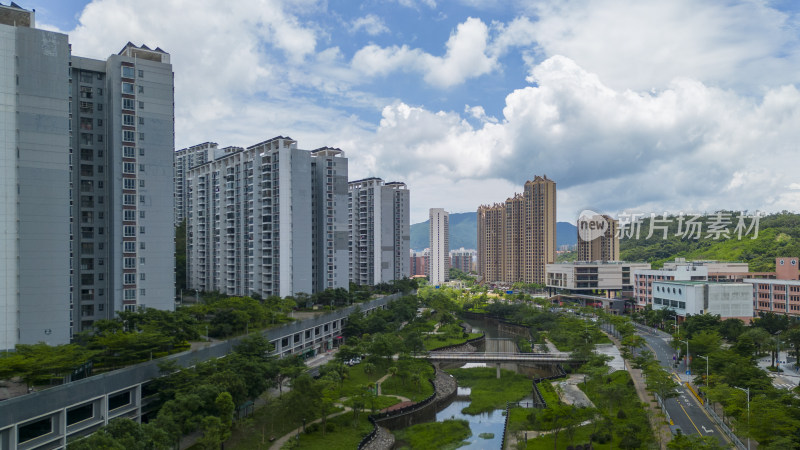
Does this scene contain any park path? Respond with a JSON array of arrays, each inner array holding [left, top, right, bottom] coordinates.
[[267, 405, 353, 450], [374, 373, 412, 402], [604, 331, 672, 449]]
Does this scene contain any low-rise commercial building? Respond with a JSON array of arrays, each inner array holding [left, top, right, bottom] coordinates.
[[652, 281, 753, 321], [547, 261, 651, 295]]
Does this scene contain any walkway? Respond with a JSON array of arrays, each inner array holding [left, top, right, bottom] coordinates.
[[605, 331, 672, 449], [267, 405, 352, 450], [423, 351, 577, 363]]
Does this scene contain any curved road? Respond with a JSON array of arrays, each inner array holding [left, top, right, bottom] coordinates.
[[639, 331, 730, 446]]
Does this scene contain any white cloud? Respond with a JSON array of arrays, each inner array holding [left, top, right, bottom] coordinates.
[[351, 17, 496, 88], [524, 0, 800, 91], [395, 0, 437, 9], [350, 14, 389, 36], [345, 55, 800, 221]]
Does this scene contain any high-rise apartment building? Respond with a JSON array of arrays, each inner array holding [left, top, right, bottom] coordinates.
[[450, 248, 476, 273], [577, 215, 619, 262], [0, 4, 175, 348], [477, 175, 556, 285], [410, 249, 430, 277], [186, 137, 349, 298], [429, 208, 449, 285], [174, 142, 240, 225], [1, 5, 71, 349], [348, 178, 410, 286]]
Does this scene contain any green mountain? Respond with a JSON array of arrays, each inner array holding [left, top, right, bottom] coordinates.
[[619, 211, 800, 271], [410, 212, 578, 251]]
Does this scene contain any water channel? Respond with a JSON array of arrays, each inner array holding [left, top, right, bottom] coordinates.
[[429, 317, 542, 449]]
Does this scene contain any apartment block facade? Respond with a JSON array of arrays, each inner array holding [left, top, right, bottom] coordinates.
[[348, 178, 410, 286], [410, 249, 429, 277], [429, 208, 449, 285], [174, 142, 241, 225], [747, 257, 800, 317], [186, 137, 349, 298], [547, 261, 651, 293], [450, 248, 476, 273], [577, 215, 619, 262], [477, 175, 556, 285], [0, 4, 175, 348]]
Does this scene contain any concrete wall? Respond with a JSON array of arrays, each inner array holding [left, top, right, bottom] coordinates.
[[13, 25, 71, 347]]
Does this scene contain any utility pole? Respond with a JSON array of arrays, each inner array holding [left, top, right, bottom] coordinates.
[[734, 386, 750, 450], [678, 339, 689, 373], [698, 354, 709, 391]]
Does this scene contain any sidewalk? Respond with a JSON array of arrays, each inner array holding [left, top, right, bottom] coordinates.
[[604, 331, 672, 449]]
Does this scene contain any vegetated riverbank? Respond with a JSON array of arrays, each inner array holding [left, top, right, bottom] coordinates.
[[393, 419, 472, 449], [446, 367, 533, 414]]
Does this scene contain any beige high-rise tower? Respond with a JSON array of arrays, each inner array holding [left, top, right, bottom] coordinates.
[[577, 215, 619, 261], [477, 175, 556, 285]]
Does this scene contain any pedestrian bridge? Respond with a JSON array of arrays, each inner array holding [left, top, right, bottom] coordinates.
[[422, 351, 580, 363]]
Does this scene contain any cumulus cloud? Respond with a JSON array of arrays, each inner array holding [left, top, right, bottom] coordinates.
[[524, 0, 800, 91], [344, 55, 800, 221], [350, 14, 389, 36], [352, 17, 496, 88]]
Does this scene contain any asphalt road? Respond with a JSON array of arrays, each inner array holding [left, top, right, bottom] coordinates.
[[639, 331, 730, 446]]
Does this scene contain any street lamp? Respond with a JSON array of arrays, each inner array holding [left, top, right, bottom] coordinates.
[[678, 339, 689, 372], [734, 386, 750, 450]]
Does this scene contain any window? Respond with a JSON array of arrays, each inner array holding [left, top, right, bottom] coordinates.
[[124, 289, 136, 300], [138, 69, 143, 78], [98, 258, 104, 266], [138, 117, 144, 125], [123, 194, 135, 205], [139, 195, 145, 204], [139, 226, 145, 234], [124, 226, 136, 237], [80, 86, 92, 99], [139, 289, 146, 296], [123, 130, 135, 142], [139, 148, 145, 156], [123, 114, 135, 126], [138, 85, 144, 93], [124, 242, 136, 253], [98, 103, 103, 111], [139, 163, 145, 172], [124, 210, 135, 221], [80, 133, 93, 145], [124, 273, 136, 284], [139, 179, 145, 188], [122, 66, 134, 78], [123, 146, 135, 158], [97, 119, 103, 127], [140, 242, 146, 249], [140, 273, 146, 280], [80, 148, 93, 161], [123, 98, 135, 110], [81, 212, 95, 224], [123, 178, 136, 190], [139, 133, 145, 141], [139, 101, 144, 109], [80, 71, 93, 83], [139, 257, 145, 264], [80, 117, 93, 131], [139, 211, 145, 219], [122, 82, 134, 94], [123, 162, 135, 174]]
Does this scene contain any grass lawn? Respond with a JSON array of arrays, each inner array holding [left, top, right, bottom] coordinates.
[[338, 363, 385, 398], [424, 332, 483, 350], [394, 419, 472, 450], [521, 424, 620, 449], [380, 360, 435, 402], [288, 411, 373, 449], [343, 394, 401, 411], [447, 367, 532, 414]]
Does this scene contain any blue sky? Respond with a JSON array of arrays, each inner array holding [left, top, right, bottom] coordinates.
[[25, 0, 800, 223]]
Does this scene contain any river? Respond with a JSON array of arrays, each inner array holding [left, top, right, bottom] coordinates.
[[430, 317, 532, 449]]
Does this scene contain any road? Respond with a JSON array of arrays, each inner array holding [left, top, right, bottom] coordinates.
[[639, 331, 730, 446]]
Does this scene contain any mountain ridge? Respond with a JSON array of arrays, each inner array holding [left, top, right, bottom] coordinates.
[[410, 212, 578, 251]]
